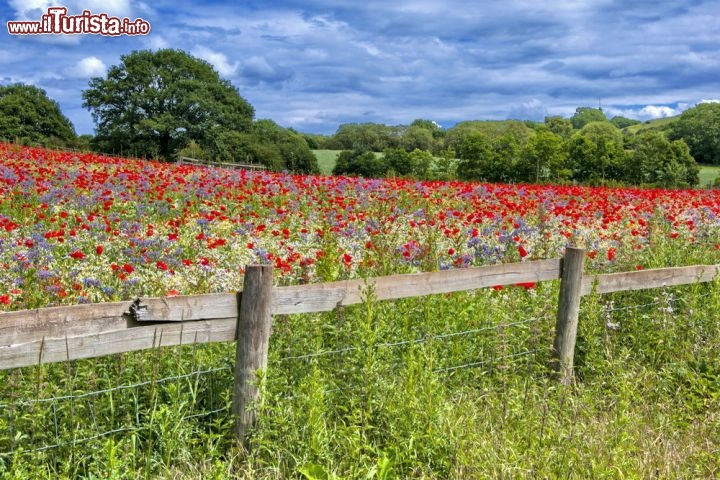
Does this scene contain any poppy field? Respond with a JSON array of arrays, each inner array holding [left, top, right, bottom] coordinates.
[[1, 142, 720, 478], [1, 142, 719, 310]]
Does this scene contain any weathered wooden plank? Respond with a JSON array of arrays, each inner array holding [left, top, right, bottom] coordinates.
[[132, 259, 562, 320], [0, 318, 237, 370], [131, 293, 238, 322], [581, 264, 720, 296], [0, 301, 134, 346], [273, 259, 562, 314]]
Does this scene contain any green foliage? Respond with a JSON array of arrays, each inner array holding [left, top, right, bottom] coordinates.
[[2, 247, 720, 477], [517, 130, 569, 182], [252, 120, 319, 173], [211, 130, 282, 170], [629, 131, 699, 187], [428, 148, 458, 181], [329, 123, 402, 152], [570, 107, 608, 129], [401, 125, 436, 152], [456, 132, 494, 181], [670, 102, 720, 165], [383, 148, 413, 176], [176, 139, 210, 161], [444, 120, 534, 152], [82, 49, 254, 160], [332, 150, 388, 177], [0, 84, 76, 146], [567, 121, 627, 182], [610, 115, 641, 129], [544, 115, 573, 138]]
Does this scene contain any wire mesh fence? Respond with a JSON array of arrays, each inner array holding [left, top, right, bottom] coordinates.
[[0, 287, 561, 463], [0, 347, 235, 460], [5, 278, 712, 467]]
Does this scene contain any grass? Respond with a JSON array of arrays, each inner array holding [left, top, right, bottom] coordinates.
[[1, 243, 720, 478], [699, 164, 720, 187], [623, 116, 679, 134], [312, 150, 341, 175]]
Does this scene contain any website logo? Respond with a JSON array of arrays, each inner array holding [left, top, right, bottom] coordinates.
[[7, 7, 151, 36]]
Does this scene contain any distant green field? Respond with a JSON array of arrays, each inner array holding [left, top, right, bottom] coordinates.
[[312, 149, 341, 175], [624, 116, 678, 134], [699, 165, 720, 187]]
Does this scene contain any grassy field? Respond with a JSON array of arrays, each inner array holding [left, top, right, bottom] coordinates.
[[699, 164, 720, 187], [623, 115, 679, 134], [3, 276, 720, 478], [312, 149, 341, 175]]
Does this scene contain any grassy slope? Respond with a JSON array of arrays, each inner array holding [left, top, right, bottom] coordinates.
[[624, 116, 679, 134], [312, 149, 341, 175], [699, 165, 720, 187]]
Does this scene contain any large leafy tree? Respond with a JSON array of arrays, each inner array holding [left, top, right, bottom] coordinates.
[[630, 131, 698, 187], [0, 84, 76, 145], [567, 121, 626, 182], [670, 102, 720, 165], [82, 49, 254, 159], [570, 107, 607, 129], [518, 130, 569, 182]]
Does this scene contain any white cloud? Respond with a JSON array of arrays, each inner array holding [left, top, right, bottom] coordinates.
[[144, 35, 170, 50], [64, 56, 107, 78], [639, 105, 679, 119], [508, 98, 547, 121], [192, 46, 238, 77]]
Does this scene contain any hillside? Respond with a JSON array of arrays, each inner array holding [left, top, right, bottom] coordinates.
[[623, 115, 678, 134]]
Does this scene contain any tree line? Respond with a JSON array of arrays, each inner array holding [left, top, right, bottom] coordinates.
[[323, 109, 707, 188], [1, 48, 719, 187]]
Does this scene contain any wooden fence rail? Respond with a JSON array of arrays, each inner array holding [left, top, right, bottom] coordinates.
[[177, 156, 267, 171], [1, 249, 718, 442]]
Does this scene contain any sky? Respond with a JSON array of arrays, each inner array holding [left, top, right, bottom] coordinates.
[[1, 0, 719, 135]]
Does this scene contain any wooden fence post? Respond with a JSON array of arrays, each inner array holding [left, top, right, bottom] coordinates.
[[233, 265, 274, 445], [553, 247, 585, 385]]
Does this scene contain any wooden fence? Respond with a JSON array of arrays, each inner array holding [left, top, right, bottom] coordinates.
[[1, 248, 718, 442], [177, 156, 267, 171]]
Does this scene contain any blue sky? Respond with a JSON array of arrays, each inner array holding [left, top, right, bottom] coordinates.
[[2, 0, 719, 135]]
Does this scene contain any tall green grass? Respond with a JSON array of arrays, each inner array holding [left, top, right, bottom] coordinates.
[[312, 150, 341, 175], [2, 258, 719, 478], [699, 165, 720, 187]]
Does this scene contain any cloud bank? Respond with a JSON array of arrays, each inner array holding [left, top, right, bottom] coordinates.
[[1, 0, 718, 134]]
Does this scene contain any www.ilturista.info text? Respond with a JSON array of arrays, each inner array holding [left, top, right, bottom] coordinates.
[[7, 7, 150, 35]]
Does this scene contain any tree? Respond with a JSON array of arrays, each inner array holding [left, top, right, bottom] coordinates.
[[518, 130, 568, 182], [408, 148, 433, 178], [544, 116, 573, 138], [670, 102, 720, 165], [401, 125, 435, 152], [0, 84, 76, 145], [630, 131, 698, 187], [383, 148, 414, 176], [82, 49, 254, 160], [570, 107, 607, 129], [567, 121, 626, 182], [456, 132, 494, 181], [610, 116, 641, 129], [329, 123, 401, 151], [332, 150, 388, 178]]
